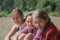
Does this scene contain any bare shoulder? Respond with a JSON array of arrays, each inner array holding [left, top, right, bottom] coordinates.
[[11, 24, 19, 30]]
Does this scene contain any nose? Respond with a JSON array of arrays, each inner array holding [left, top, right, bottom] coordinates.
[[37, 23, 39, 26], [29, 22, 32, 25], [15, 19, 17, 21], [14, 18, 18, 22], [36, 22, 40, 28]]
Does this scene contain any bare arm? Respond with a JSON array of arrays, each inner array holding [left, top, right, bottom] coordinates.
[[18, 33, 26, 40], [24, 33, 34, 40], [5, 24, 18, 40]]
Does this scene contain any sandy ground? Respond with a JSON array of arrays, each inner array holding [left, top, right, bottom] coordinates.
[[0, 16, 60, 40]]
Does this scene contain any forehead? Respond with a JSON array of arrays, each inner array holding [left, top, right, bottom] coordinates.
[[33, 17, 39, 21], [33, 16, 43, 21], [32, 14, 48, 22], [26, 16, 32, 20], [12, 12, 21, 17]]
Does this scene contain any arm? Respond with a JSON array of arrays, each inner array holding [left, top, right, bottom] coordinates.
[[18, 26, 29, 40], [11, 31, 21, 40], [24, 33, 34, 40], [20, 26, 28, 34], [18, 33, 26, 40], [5, 24, 18, 40], [46, 29, 55, 40], [10, 25, 28, 40], [33, 29, 42, 40]]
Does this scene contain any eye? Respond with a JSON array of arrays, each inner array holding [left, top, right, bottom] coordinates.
[[39, 20, 42, 22], [13, 17, 15, 20], [33, 21, 37, 24], [34, 22, 37, 24], [17, 16, 20, 19]]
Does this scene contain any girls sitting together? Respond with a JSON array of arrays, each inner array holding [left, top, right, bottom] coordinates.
[[5, 8, 60, 40]]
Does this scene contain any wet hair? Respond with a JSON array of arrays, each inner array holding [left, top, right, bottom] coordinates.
[[11, 8, 23, 16], [32, 9, 51, 38]]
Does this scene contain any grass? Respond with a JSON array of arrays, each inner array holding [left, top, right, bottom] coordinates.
[[0, 11, 8, 17], [51, 12, 60, 17]]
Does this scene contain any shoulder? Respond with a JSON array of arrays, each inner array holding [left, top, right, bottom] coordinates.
[[20, 26, 29, 34], [46, 25, 59, 38], [46, 23, 59, 35], [46, 28, 60, 40], [11, 24, 19, 30], [21, 26, 28, 32], [46, 29, 54, 37], [45, 23, 60, 40]]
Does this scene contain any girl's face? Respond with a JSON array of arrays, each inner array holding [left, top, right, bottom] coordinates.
[[33, 17, 48, 30], [26, 16, 35, 29], [12, 12, 23, 25]]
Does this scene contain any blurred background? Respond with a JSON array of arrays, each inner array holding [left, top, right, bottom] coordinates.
[[0, 0, 60, 40]]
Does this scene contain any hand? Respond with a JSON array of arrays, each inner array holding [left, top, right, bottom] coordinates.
[[24, 33, 34, 40]]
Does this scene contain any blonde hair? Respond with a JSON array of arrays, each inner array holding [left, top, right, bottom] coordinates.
[[11, 8, 23, 16]]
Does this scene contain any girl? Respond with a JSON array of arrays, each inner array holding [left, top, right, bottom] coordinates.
[[18, 12, 38, 40], [32, 9, 60, 40], [5, 8, 26, 40]]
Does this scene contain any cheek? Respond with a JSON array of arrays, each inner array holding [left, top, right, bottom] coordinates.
[[27, 23, 33, 28], [13, 19, 17, 23], [18, 18, 22, 22], [32, 23, 38, 29], [26, 21, 28, 26], [26, 22, 30, 26], [34, 25, 38, 28], [27, 23, 31, 26], [29, 24, 34, 29], [40, 23, 46, 29], [13, 19, 19, 24], [14, 18, 22, 24], [13, 20, 16, 23]]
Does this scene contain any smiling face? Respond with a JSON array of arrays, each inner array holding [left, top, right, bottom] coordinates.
[[12, 12, 23, 25], [26, 16, 35, 29]]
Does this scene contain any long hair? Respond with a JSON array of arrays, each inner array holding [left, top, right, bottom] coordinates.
[[32, 9, 51, 38]]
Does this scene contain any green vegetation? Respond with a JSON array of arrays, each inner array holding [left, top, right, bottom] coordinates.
[[0, 0, 60, 17], [0, 11, 8, 17], [52, 11, 60, 17]]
